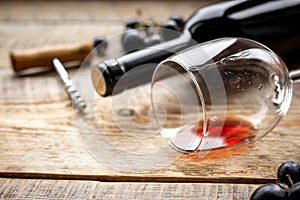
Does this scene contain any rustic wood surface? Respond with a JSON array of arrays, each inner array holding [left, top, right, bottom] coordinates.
[[0, 178, 258, 200], [1, 0, 300, 199]]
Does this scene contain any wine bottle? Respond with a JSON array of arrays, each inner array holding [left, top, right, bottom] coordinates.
[[92, 0, 300, 96]]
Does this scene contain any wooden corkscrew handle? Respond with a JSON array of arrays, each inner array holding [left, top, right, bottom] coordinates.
[[10, 42, 93, 74]]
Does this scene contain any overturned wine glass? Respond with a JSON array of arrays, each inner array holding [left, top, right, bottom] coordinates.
[[151, 37, 299, 153]]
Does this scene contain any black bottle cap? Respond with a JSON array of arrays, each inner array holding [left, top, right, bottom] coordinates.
[[91, 59, 125, 96]]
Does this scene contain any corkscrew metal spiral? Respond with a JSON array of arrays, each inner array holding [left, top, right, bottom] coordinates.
[[52, 58, 86, 112]]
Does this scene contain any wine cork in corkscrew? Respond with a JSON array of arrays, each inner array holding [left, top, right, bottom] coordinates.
[[10, 42, 93, 74]]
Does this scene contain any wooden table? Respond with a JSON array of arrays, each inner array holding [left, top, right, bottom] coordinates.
[[1, 1, 300, 199]]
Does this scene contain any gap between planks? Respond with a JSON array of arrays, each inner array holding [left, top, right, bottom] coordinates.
[[0, 172, 272, 185]]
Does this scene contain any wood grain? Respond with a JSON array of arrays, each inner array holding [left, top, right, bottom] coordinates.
[[0, 178, 258, 200], [0, 1, 207, 23], [1, 44, 300, 183], [1, 0, 300, 186]]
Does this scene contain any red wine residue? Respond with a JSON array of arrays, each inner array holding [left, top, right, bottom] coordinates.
[[195, 116, 256, 150]]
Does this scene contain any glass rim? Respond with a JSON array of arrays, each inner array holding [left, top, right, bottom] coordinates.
[[151, 58, 208, 153]]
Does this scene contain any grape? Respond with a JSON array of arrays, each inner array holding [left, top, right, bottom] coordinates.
[[277, 161, 300, 187], [121, 29, 145, 52], [144, 34, 163, 47], [160, 20, 180, 41], [93, 37, 108, 56], [169, 15, 184, 29], [162, 20, 179, 31], [289, 182, 300, 200], [126, 19, 141, 29], [250, 184, 287, 200]]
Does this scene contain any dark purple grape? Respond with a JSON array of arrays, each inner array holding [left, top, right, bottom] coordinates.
[[126, 19, 141, 29], [160, 20, 181, 41], [289, 182, 300, 200], [121, 29, 145, 52], [93, 37, 108, 56], [144, 34, 163, 47], [277, 161, 300, 187], [169, 15, 184, 29], [162, 19, 179, 31], [250, 184, 287, 200]]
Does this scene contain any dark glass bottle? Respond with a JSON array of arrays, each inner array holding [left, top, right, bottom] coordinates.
[[92, 0, 300, 96]]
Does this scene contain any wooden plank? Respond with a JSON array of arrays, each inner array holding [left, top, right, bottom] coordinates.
[[0, 1, 204, 22], [0, 178, 258, 200], [0, 0, 300, 184], [0, 0, 211, 67], [0, 52, 300, 182]]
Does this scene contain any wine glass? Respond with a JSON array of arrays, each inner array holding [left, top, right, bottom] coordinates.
[[151, 37, 298, 153]]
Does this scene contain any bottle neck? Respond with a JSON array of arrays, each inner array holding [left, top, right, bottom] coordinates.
[[118, 32, 192, 72], [92, 32, 192, 97]]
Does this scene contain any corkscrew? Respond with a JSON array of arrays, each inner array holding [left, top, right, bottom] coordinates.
[[52, 58, 86, 112]]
